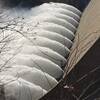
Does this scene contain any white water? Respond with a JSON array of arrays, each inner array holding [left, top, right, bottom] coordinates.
[[0, 2, 81, 100]]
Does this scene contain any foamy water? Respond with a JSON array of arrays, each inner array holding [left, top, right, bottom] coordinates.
[[0, 2, 81, 100]]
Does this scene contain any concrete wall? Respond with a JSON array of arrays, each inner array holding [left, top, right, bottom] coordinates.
[[67, 0, 100, 73]]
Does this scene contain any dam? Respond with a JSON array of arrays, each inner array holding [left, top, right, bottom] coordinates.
[[0, 0, 99, 100]]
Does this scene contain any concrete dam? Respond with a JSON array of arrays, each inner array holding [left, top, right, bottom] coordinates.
[[1, 0, 98, 100]]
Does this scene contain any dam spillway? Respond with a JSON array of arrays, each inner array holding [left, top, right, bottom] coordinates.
[[0, 2, 81, 100]]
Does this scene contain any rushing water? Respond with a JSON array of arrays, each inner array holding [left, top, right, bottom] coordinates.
[[0, 1, 81, 100]]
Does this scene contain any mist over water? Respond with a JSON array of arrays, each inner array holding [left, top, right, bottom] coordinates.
[[0, 0, 44, 24], [0, 0, 44, 8]]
